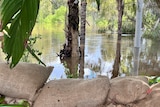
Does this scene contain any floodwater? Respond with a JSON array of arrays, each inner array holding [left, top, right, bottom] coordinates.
[[0, 27, 160, 79]]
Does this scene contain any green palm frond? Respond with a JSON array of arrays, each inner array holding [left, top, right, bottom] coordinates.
[[0, 0, 40, 68]]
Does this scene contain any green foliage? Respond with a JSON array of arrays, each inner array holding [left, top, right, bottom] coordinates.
[[0, 95, 30, 107], [122, 22, 135, 34], [38, 5, 66, 25], [37, 0, 52, 22], [149, 76, 160, 85], [121, 0, 136, 34], [52, 6, 66, 24], [143, 24, 160, 41], [63, 61, 79, 78], [66, 71, 79, 78], [21, 35, 45, 66], [143, 11, 160, 41], [0, 0, 40, 68], [44, 6, 66, 24], [87, 0, 117, 32], [96, 18, 108, 33], [0, 96, 5, 104], [143, 11, 157, 30], [124, 0, 136, 18], [96, 19, 108, 28]]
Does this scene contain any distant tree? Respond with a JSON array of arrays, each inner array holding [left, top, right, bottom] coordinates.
[[112, 0, 124, 78], [79, 0, 87, 77]]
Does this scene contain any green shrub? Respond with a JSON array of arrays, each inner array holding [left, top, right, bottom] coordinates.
[[122, 22, 135, 34], [143, 24, 160, 41], [149, 76, 160, 85]]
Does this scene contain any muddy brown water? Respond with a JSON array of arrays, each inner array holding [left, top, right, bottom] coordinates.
[[0, 31, 160, 80]]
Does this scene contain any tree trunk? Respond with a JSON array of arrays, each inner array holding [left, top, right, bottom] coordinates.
[[61, 57, 79, 78], [79, 0, 87, 78], [133, 0, 143, 75], [112, 0, 124, 78], [60, 0, 79, 59], [155, 0, 160, 8]]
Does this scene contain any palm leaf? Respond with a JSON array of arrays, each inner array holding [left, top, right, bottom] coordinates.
[[1, 0, 40, 68]]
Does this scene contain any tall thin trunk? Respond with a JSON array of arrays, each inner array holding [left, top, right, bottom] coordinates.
[[112, 0, 124, 78], [79, 0, 87, 78], [133, 0, 143, 75]]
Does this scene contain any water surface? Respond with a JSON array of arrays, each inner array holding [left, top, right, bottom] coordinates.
[[1, 27, 160, 79]]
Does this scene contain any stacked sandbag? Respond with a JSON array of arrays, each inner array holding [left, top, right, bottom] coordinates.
[[106, 103, 126, 107], [33, 77, 110, 107], [0, 62, 53, 101], [106, 77, 150, 106], [110, 76, 149, 84], [133, 83, 160, 107]]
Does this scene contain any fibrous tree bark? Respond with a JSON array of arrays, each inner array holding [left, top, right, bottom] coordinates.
[[60, 0, 79, 59]]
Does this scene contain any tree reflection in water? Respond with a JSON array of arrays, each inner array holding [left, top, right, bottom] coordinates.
[[1, 33, 160, 79], [61, 57, 79, 78], [59, 35, 160, 78]]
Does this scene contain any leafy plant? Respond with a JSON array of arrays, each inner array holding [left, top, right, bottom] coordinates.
[[63, 61, 79, 78], [43, 6, 66, 24], [21, 35, 43, 64], [0, 104, 29, 107], [96, 18, 108, 33], [149, 76, 160, 85], [143, 24, 160, 41], [122, 22, 135, 34], [0, 0, 45, 68], [0, 95, 30, 107]]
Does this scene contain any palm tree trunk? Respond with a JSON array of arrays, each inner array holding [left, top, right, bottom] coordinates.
[[60, 0, 79, 58], [112, 0, 124, 78]]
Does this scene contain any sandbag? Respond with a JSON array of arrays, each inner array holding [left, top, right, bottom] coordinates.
[[150, 82, 160, 97], [134, 83, 160, 107], [33, 77, 110, 107], [105, 103, 126, 107], [0, 62, 53, 101], [108, 77, 150, 105], [111, 76, 149, 84], [133, 97, 160, 107]]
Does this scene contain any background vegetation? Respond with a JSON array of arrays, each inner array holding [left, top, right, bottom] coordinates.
[[35, 0, 160, 41]]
